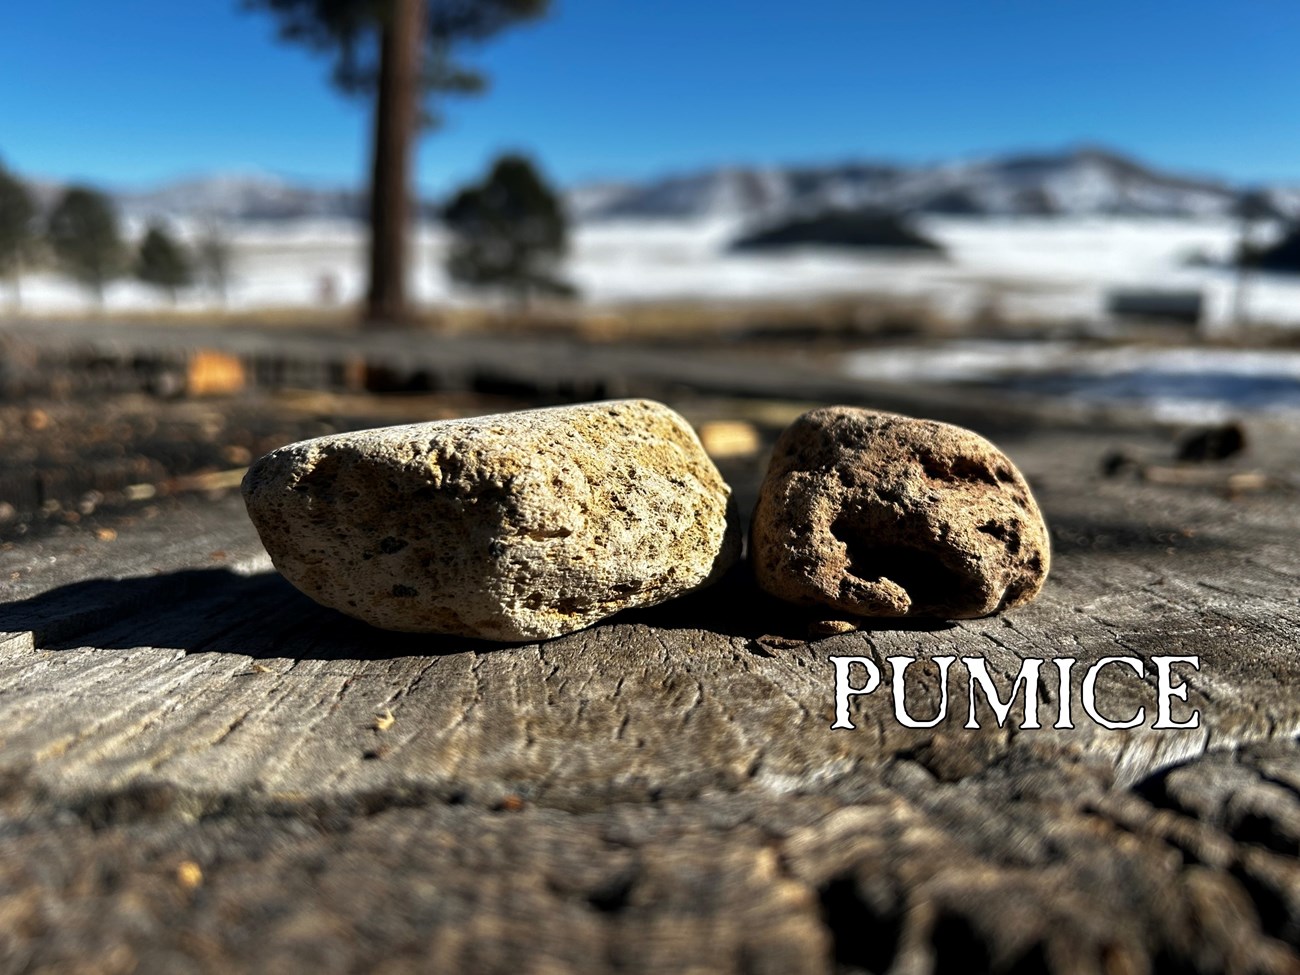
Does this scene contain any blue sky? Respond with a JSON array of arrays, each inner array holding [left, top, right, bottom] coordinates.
[[1, 0, 1297, 194]]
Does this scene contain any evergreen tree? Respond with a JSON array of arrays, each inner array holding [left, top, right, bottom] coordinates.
[[46, 186, 123, 307], [1251, 225, 1300, 275], [442, 153, 574, 306], [0, 165, 36, 311], [1231, 189, 1278, 328], [135, 222, 194, 303], [245, 0, 551, 326]]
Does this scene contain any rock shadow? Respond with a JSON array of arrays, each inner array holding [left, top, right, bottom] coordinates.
[[1, 563, 958, 661], [0, 568, 493, 661], [614, 563, 957, 641]]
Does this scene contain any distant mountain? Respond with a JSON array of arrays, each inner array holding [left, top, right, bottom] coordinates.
[[19, 148, 1300, 226], [114, 173, 366, 222], [112, 172, 460, 223], [579, 167, 794, 221], [571, 147, 1281, 222], [1260, 185, 1300, 221]]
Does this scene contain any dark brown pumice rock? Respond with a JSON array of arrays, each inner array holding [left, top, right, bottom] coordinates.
[[750, 407, 1050, 619]]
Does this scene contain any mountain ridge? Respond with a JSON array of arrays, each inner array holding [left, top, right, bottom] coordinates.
[[20, 146, 1300, 224], [574, 146, 1277, 221]]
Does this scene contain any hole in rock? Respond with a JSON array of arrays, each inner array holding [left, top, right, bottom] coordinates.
[[917, 451, 1000, 487], [832, 517, 978, 615], [586, 872, 636, 914], [817, 874, 902, 973], [929, 911, 994, 974], [523, 526, 574, 541], [293, 452, 349, 502]]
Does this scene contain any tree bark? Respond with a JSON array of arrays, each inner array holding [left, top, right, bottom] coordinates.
[[7, 264, 20, 314], [365, 0, 425, 326], [1232, 215, 1255, 331]]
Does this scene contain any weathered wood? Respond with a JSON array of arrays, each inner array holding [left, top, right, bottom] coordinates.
[[0, 411, 1298, 973]]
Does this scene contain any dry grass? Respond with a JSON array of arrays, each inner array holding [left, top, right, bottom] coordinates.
[[567, 295, 956, 343], [7, 294, 958, 344], [13, 293, 1300, 348]]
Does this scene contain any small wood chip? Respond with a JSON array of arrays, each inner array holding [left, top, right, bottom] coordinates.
[[374, 708, 395, 732], [1226, 472, 1270, 494], [94, 528, 117, 542], [697, 420, 761, 458], [808, 619, 858, 637], [170, 468, 249, 494], [176, 861, 203, 889]]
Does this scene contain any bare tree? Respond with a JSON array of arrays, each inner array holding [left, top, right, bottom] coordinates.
[[1231, 189, 1276, 331], [245, 0, 551, 326], [195, 218, 234, 306], [0, 165, 35, 313]]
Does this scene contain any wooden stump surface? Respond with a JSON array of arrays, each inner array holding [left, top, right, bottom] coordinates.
[[0, 396, 1298, 974]]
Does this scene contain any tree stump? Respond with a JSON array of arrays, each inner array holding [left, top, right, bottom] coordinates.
[[1, 411, 1297, 974]]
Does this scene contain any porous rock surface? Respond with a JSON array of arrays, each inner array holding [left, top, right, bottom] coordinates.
[[242, 399, 740, 640], [751, 407, 1050, 619]]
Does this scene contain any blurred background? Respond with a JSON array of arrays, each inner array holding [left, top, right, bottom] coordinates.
[[1, 0, 1298, 535]]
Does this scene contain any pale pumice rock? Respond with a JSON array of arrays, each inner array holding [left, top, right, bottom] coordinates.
[[751, 407, 1050, 620], [242, 399, 741, 640]]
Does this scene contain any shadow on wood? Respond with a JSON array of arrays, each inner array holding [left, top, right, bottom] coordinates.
[[0, 569, 486, 660], [0, 562, 966, 660]]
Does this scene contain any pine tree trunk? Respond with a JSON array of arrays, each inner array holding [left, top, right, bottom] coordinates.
[[364, 0, 425, 327], [7, 265, 20, 314], [1232, 216, 1254, 331]]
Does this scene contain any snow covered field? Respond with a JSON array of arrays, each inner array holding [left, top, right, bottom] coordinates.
[[843, 342, 1300, 422], [8, 215, 1300, 333]]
